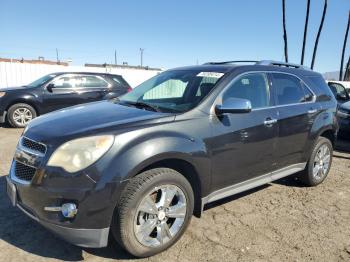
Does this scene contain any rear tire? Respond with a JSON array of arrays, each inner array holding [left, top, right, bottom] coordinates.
[[7, 103, 37, 128], [112, 168, 194, 258], [298, 137, 333, 186]]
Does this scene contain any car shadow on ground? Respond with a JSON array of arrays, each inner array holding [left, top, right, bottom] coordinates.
[[0, 123, 11, 129], [203, 184, 270, 211], [274, 138, 350, 188], [334, 137, 350, 155], [273, 176, 306, 188], [0, 176, 133, 261]]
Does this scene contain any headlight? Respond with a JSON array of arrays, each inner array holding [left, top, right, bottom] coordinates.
[[338, 108, 350, 118], [0, 92, 6, 98], [47, 135, 114, 173]]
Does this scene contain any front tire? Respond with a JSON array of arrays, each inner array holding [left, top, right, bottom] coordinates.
[[298, 137, 333, 186], [7, 103, 37, 128], [112, 168, 194, 258]]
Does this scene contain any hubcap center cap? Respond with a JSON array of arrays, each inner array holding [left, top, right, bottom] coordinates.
[[158, 210, 166, 220]]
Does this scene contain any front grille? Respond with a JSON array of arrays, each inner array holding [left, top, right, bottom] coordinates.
[[14, 162, 37, 182], [21, 137, 46, 154]]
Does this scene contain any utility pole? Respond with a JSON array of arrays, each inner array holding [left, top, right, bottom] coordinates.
[[311, 0, 328, 70], [344, 55, 350, 81], [282, 0, 289, 63], [301, 0, 311, 65], [140, 48, 145, 67], [114, 50, 117, 65], [56, 48, 59, 63], [340, 11, 350, 81]]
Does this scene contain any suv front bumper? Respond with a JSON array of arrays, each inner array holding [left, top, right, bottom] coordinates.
[[0, 111, 6, 123], [6, 175, 110, 248]]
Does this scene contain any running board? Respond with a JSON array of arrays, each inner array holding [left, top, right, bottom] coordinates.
[[202, 163, 306, 208]]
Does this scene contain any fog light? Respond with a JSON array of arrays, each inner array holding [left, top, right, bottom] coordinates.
[[61, 203, 78, 218]]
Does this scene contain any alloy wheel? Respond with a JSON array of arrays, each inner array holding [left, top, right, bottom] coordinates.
[[134, 185, 187, 248], [313, 144, 331, 180], [13, 108, 33, 126]]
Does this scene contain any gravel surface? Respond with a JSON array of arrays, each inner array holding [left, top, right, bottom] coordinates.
[[0, 125, 349, 262]]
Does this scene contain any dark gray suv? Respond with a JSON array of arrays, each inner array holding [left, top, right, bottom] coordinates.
[[6, 60, 338, 257]]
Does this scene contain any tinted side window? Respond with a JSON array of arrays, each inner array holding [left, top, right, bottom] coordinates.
[[79, 76, 109, 88], [52, 76, 76, 88], [272, 73, 310, 105], [302, 82, 314, 102], [223, 73, 270, 109], [307, 76, 333, 101], [328, 83, 349, 100], [112, 76, 130, 89]]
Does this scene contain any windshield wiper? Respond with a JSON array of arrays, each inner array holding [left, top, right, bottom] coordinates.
[[121, 101, 161, 112]]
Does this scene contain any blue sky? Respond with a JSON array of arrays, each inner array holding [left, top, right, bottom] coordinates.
[[0, 0, 349, 72]]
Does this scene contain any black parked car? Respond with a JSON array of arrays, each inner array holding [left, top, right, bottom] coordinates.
[[0, 72, 131, 127], [6, 61, 338, 257], [328, 81, 350, 133]]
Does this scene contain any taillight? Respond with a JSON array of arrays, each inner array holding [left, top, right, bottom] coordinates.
[[127, 87, 132, 92]]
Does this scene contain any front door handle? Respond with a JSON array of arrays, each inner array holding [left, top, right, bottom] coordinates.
[[264, 118, 278, 126]]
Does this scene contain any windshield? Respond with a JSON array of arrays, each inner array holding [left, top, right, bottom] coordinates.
[[328, 82, 350, 101], [27, 74, 57, 88], [119, 70, 225, 113]]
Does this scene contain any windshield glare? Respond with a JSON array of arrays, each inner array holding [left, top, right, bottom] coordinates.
[[119, 70, 225, 113], [27, 74, 57, 88]]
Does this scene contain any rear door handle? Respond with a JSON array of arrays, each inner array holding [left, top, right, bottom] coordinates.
[[264, 118, 278, 126], [308, 109, 318, 114]]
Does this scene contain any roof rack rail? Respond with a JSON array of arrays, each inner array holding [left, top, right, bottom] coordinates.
[[203, 60, 311, 70], [203, 60, 258, 65], [256, 60, 311, 70]]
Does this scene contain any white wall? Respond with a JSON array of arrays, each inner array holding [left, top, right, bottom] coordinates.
[[0, 62, 162, 88]]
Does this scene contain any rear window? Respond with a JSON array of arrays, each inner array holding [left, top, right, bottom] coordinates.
[[271, 73, 312, 105]]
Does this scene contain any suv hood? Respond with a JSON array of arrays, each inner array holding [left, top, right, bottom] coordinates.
[[25, 101, 175, 143]]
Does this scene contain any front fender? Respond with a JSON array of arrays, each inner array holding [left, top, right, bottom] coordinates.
[[6, 93, 42, 114], [103, 130, 211, 197]]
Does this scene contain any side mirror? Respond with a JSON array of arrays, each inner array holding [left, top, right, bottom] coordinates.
[[215, 97, 252, 115], [46, 83, 55, 92]]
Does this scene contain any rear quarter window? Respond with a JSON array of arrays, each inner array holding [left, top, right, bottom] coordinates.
[[306, 76, 333, 101], [111, 76, 130, 89]]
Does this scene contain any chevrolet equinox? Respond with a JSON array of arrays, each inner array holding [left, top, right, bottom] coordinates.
[[6, 60, 338, 257], [0, 72, 131, 128]]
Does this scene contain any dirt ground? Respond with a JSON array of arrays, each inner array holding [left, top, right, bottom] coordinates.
[[0, 125, 349, 262]]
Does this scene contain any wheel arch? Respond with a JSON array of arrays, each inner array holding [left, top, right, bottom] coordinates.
[[137, 158, 203, 218], [107, 130, 211, 218], [319, 128, 336, 146], [6, 99, 40, 116]]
